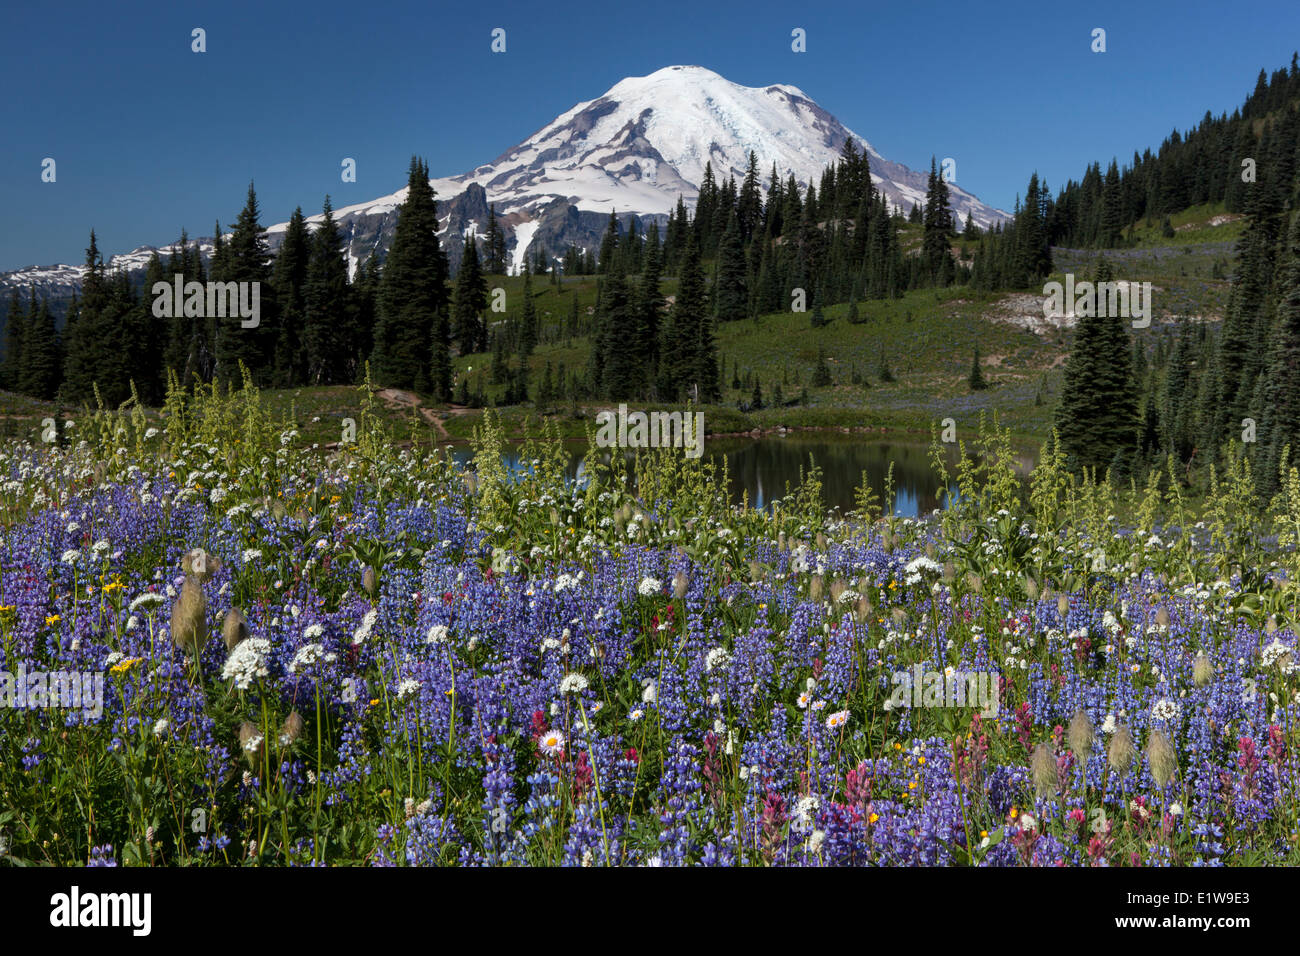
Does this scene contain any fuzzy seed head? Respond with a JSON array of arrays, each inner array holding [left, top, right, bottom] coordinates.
[[1068, 711, 1094, 758], [1147, 729, 1177, 788], [673, 571, 690, 599], [222, 607, 249, 652], [1030, 743, 1059, 798], [854, 595, 872, 624], [279, 711, 304, 748], [239, 721, 263, 771], [181, 547, 221, 583], [362, 566, 378, 596], [170, 580, 207, 656], [1192, 653, 1214, 688], [1108, 726, 1135, 771]]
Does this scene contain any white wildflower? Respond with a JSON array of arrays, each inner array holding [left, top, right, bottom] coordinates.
[[222, 638, 273, 689], [558, 672, 589, 695]]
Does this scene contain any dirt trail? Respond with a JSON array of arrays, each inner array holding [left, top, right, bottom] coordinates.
[[375, 388, 470, 442]]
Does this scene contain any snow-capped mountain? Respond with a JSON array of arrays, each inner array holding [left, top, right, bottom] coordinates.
[[2, 65, 1008, 307]]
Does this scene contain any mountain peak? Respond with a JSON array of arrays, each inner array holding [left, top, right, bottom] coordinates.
[[609, 65, 810, 102], [4, 65, 1008, 294]]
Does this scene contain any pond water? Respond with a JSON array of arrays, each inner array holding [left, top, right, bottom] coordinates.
[[448, 433, 1035, 517]]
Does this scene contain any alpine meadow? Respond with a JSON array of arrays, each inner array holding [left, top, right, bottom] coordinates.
[[6, 2, 1300, 887]]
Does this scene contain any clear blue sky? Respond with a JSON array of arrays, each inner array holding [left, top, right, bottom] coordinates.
[[2, 0, 1297, 271]]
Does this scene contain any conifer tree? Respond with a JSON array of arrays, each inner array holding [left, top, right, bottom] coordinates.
[[713, 210, 748, 324], [452, 230, 488, 355], [922, 157, 954, 283], [61, 231, 114, 403], [968, 343, 988, 390], [272, 208, 311, 386], [130, 254, 167, 404], [2, 288, 25, 391], [372, 157, 450, 395], [594, 264, 639, 398], [484, 204, 508, 275], [1054, 259, 1138, 472], [812, 349, 832, 386], [214, 183, 274, 386], [1259, 211, 1300, 490], [303, 197, 351, 384], [598, 212, 620, 274], [519, 264, 538, 359], [21, 294, 62, 400], [660, 232, 715, 400], [737, 151, 763, 242], [637, 225, 664, 387]]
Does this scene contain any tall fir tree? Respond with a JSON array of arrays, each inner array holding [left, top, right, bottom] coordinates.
[[452, 229, 488, 355], [713, 210, 748, 324], [2, 288, 25, 391], [518, 264, 538, 359], [303, 197, 352, 384], [371, 157, 450, 396], [1259, 211, 1300, 490], [271, 207, 311, 386], [61, 231, 117, 403], [483, 203, 508, 275], [922, 157, 954, 284], [21, 293, 62, 400], [1054, 258, 1139, 472], [214, 183, 274, 387]]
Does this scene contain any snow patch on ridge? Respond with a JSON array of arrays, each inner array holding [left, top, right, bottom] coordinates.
[[510, 221, 540, 276]]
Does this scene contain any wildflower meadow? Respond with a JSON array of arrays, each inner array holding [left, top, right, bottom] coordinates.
[[0, 374, 1298, 868]]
